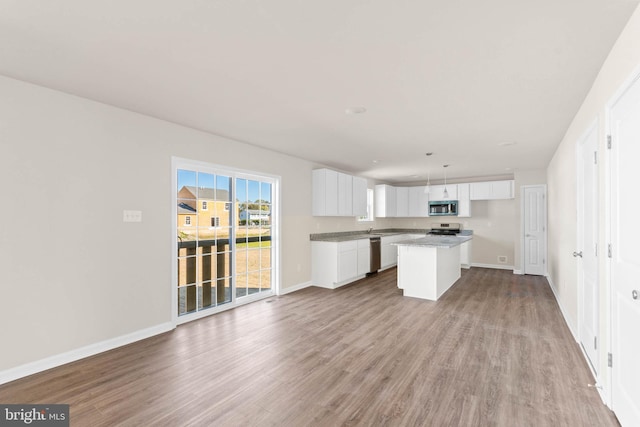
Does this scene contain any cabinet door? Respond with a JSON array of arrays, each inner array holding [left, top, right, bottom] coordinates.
[[357, 239, 370, 276], [470, 181, 492, 200], [457, 183, 471, 217], [352, 176, 368, 217], [337, 241, 358, 282], [491, 180, 514, 199], [408, 186, 429, 217], [429, 185, 444, 201], [386, 186, 397, 217], [375, 185, 397, 217], [429, 184, 457, 201], [312, 169, 339, 216], [381, 237, 396, 268], [337, 173, 353, 216], [396, 187, 409, 217]]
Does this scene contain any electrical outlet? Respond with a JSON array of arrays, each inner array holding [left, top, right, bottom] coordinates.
[[123, 210, 142, 222], [498, 256, 507, 263]]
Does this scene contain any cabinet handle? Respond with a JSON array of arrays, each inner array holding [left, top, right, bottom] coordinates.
[[573, 251, 583, 258], [633, 290, 638, 300]]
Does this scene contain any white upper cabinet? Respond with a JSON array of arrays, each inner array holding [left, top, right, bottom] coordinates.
[[312, 168, 367, 216], [491, 180, 514, 199], [375, 184, 397, 217], [408, 186, 429, 217], [428, 184, 457, 201], [396, 187, 409, 217], [470, 180, 514, 200], [312, 169, 338, 216], [337, 172, 353, 216], [457, 183, 471, 217], [352, 176, 368, 217], [373, 179, 512, 218]]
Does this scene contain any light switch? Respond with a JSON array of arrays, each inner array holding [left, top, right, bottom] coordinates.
[[123, 210, 142, 222]]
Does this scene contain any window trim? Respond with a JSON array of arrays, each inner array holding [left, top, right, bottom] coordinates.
[[357, 188, 375, 222]]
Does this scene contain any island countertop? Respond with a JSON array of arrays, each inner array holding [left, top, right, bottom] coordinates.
[[393, 235, 472, 249]]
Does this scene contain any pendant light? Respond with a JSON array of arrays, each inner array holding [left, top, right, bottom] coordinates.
[[424, 152, 433, 194], [443, 164, 449, 199]]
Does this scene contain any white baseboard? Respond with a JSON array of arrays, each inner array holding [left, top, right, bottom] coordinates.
[[513, 269, 523, 275], [545, 275, 578, 342], [278, 281, 312, 295], [471, 262, 514, 271], [0, 322, 174, 386]]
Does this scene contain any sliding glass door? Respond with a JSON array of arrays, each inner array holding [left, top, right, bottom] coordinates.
[[174, 159, 277, 322]]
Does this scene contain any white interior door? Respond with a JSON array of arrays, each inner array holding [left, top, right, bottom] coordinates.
[[609, 73, 640, 427], [577, 121, 599, 374], [523, 185, 546, 275]]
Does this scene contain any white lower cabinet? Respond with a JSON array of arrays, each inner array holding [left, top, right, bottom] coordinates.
[[337, 241, 358, 283], [381, 236, 398, 269], [357, 238, 371, 276], [381, 234, 422, 269], [312, 239, 370, 288], [460, 240, 472, 269]]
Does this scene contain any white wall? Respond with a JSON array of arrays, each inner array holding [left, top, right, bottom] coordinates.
[[0, 75, 317, 373], [546, 3, 640, 397]]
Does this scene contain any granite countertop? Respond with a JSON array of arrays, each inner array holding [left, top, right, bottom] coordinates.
[[310, 229, 430, 242], [310, 228, 474, 243], [393, 235, 473, 248]]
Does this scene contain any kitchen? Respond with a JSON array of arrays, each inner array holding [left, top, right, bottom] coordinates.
[[309, 169, 535, 298]]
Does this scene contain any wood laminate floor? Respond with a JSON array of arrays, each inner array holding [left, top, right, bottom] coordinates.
[[0, 268, 619, 426]]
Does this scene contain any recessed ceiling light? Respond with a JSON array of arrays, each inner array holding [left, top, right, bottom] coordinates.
[[498, 141, 517, 147], [372, 160, 379, 164], [345, 106, 367, 115]]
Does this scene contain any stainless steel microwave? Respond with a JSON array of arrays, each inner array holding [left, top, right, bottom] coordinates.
[[428, 200, 458, 216]]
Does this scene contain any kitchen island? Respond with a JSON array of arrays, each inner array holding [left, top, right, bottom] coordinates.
[[393, 235, 472, 301]]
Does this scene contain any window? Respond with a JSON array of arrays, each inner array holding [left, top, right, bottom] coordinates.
[[174, 158, 279, 324], [358, 188, 375, 222]]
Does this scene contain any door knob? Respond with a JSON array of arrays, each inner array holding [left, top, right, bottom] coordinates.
[[633, 290, 638, 300], [573, 251, 583, 258]]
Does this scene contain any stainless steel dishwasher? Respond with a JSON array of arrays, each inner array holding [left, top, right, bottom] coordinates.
[[369, 236, 381, 274]]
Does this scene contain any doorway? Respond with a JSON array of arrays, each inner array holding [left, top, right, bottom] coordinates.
[[576, 120, 599, 374], [522, 185, 547, 275], [172, 158, 279, 325]]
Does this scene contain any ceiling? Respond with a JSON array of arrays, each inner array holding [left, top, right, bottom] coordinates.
[[1, 0, 638, 183]]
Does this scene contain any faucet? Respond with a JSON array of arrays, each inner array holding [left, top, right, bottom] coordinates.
[[367, 227, 373, 234]]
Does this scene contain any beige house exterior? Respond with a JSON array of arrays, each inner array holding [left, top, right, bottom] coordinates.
[[177, 186, 237, 239]]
